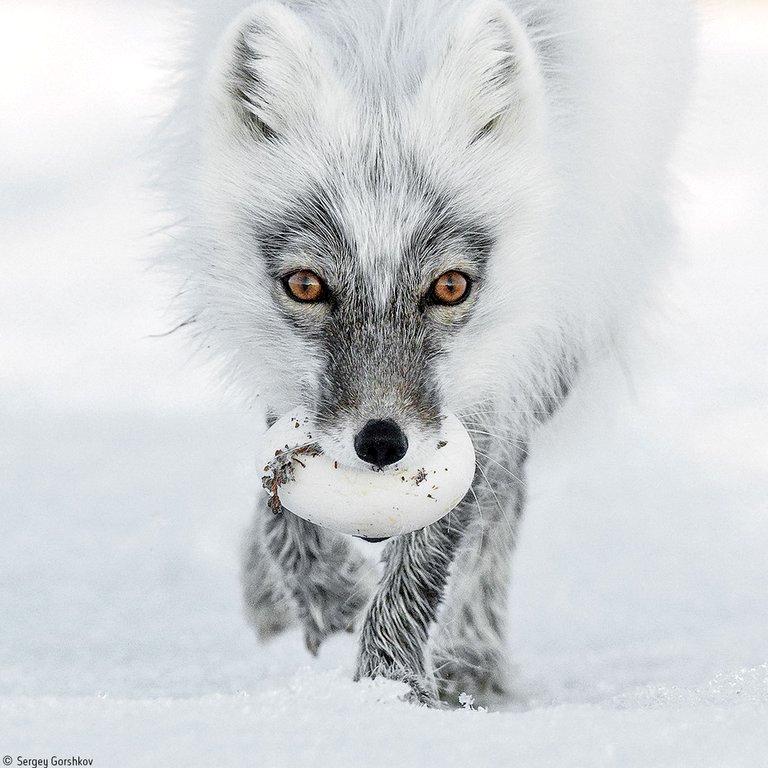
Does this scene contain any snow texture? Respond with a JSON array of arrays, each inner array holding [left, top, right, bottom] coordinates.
[[1, 2, 767, 766]]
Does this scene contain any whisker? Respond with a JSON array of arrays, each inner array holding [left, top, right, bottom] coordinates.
[[466, 428, 528, 447], [474, 460, 516, 541], [474, 448, 525, 486], [468, 485, 485, 533]]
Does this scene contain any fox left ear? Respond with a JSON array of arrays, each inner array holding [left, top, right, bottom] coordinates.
[[417, 1, 546, 144], [208, 2, 340, 142]]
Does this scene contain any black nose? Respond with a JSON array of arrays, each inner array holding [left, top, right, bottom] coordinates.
[[354, 419, 408, 467]]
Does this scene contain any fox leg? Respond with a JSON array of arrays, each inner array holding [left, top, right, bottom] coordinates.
[[241, 513, 295, 640], [242, 498, 376, 654], [432, 443, 527, 707], [354, 509, 471, 706], [353, 441, 526, 707]]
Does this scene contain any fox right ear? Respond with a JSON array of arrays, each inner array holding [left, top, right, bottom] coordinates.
[[417, 1, 546, 145], [209, 2, 336, 141]]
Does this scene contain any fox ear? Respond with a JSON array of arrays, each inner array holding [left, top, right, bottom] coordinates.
[[211, 2, 336, 140], [418, 1, 545, 144]]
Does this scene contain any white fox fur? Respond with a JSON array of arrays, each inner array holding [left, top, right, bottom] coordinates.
[[161, 0, 694, 429], [158, 0, 695, 705]]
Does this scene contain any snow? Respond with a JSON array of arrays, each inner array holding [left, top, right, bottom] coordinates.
[[1, 2, 767, 766]]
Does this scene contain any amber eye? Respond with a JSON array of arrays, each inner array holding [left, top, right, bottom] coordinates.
[[429, 271, 471, 306], [284, 270, 326, 303]]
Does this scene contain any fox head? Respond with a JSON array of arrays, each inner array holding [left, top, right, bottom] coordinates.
[[192, 0, 554, 467]]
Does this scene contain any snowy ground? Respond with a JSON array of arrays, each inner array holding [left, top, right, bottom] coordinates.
[[1, 2, 767, 766]]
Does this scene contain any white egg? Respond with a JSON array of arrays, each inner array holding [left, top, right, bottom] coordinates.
[[259, 408, 476, 538]]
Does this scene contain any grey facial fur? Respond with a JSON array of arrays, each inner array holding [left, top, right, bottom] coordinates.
[[257, 167, 492, 456]]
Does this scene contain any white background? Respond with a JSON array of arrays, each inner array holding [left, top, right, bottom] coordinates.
[[1, 2, 767, 765]]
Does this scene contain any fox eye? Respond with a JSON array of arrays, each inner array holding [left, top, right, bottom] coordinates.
[[429, 271, 471, 306], [284, 270, 326, 303]]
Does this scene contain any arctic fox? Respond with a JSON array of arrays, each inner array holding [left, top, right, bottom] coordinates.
[[161, 0, 695, 705]]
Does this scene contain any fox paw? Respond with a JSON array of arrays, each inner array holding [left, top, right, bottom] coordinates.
[[296, 553, 377, 655], [434, 644, 514, 709], [242, 541, 295, 641], [299, 580, 370, 655], [354, 650, 440, 708]]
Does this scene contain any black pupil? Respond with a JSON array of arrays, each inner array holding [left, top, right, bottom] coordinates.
[[299, 275, 313, 293], [437, 273, 465, 302], [292, 272, 319, 299]]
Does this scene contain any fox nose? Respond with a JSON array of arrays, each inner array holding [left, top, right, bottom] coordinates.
[[354, 419, 408, 467]]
